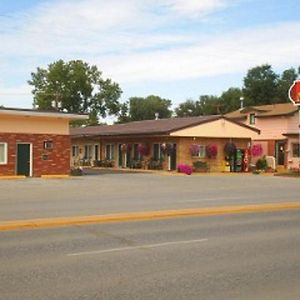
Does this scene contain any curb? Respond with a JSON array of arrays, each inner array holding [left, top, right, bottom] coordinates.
[[41, 175, 70, 179], [0, 176, 26, 180], [0, 202, 300, 231]]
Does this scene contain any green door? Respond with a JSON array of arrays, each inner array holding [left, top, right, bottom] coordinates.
[[170, 144, 177, 170], [17, 144, 31, 176]]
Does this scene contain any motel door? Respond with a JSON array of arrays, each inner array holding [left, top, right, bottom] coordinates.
[[170, 144, 177, 171], [276, 141, 285, 166], [17, 144, 31, 176]]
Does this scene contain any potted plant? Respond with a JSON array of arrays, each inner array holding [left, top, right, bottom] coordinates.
[[206, 144, 218, 159]]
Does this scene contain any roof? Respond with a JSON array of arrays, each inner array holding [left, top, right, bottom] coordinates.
[[225, 103, 298, 119], [0, 107, 88, 120], [71, 115, 260, 137]]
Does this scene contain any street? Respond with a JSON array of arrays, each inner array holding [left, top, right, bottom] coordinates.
[[0, 211, 299, 299], [0, 173, 300, 221]]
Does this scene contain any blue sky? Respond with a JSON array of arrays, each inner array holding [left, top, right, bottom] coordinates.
[[0, 0, 299, 114]]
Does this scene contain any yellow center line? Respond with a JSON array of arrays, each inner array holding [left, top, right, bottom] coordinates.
[[0, 202, 300, 232]]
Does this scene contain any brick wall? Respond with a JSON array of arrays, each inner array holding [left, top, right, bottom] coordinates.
[[0, 133, 70, 176]]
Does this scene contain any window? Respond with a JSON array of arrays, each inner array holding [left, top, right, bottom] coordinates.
[[84, 145, 93, 160], [0, 143, 7, 164], [94, 145, 99, 161], [292, 143, 300, 157], [72, 145, 79, 157], [249, 113, 256, 125], [153, 144, 162, 160], [105, 144, 114, 160], [198, 145, 206, 158]]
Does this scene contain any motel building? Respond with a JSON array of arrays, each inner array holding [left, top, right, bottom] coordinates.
[[71, 115, 260, 173], [0, 107, 87, 177]]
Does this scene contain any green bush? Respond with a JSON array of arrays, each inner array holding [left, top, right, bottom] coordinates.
[[70, 167, 83, 176], [193, 161, 209, 172], [256, 156, 268, 170]]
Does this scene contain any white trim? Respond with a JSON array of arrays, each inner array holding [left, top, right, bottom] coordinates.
[[0, 109, 88, 120], [0, 142, 8, 165]]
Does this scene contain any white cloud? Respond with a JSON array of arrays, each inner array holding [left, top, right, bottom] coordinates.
[[164, 0, 228, 17], [0, 0, 299, 108]]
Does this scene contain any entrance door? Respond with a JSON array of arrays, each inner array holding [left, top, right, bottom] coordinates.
[[17, 144, 31, 176], [276, 141, 285, 166], [170, 144, 177, 171]]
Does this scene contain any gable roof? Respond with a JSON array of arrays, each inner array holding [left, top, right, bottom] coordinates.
[[225, 103, 298, 119], [71, 115, 259, 137]]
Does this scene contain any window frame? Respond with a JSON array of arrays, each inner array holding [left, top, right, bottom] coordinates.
[[249, 113, 256, 125], [0, 142, 8, 165], [105, 144, 115, 160], [292, 143, 300, 158], [72, 145, 79, 157]]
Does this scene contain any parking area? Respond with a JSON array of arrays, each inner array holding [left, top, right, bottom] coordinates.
[[0, 172, 299, 221]]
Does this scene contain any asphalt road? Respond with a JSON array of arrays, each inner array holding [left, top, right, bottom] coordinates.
[[1, 211, 299, 299], [0, 173, 300, 221]]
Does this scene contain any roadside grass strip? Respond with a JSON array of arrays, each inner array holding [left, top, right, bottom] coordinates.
[[0, 202, 300, 231]]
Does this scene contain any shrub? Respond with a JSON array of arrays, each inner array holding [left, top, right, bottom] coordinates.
[[193, 161, 208, 172], [177, 164, 193, 175], [256, 156, 268, 170], [70, 167, 83, 176], [148, 159, 163, 170]]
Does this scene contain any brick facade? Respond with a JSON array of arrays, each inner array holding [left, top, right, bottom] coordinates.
[[0, 133, 70, 176]]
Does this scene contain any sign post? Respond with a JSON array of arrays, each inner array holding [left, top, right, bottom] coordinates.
[[288, 80, 300, 173]]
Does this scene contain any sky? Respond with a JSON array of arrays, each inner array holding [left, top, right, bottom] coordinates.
[[0, 0, 299, 112]]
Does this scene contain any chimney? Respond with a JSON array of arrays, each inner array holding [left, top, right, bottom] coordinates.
[[155, 112, 159, 120], [239, 97, 244, 110]]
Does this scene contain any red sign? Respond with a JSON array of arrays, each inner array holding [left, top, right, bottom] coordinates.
[[289, 80, 300, 106]]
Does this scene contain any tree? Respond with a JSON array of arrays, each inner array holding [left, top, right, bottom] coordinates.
[[125, 95, 172, 122], [175, 99, 202, 117], [28, 60, 122, 126], [276, 67, 299, 102], [221, 87, 243, 113], [243, 64, 279, 105], [198, 95, 222, 115]]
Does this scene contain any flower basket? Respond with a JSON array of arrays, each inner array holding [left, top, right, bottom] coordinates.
[[224, 142, 236, 156], [251, 144, 263, 157], [190, 144, 200, 156], [137, 143, 150, 156], [206, 144, 218, 159]]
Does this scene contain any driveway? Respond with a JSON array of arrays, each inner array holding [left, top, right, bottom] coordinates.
[[0, 172, 299, 221]]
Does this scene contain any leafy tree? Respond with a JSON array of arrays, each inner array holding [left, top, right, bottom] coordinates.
[[221, 87, 243, 113], [243, 64, 279, 105], [28, 60, 122, 126], [175, 99, 202, 117], [276, 67, 299, 102], [198, 95, 222, 115], [116, 102, 132, 124], [127, 95, 172, 121]]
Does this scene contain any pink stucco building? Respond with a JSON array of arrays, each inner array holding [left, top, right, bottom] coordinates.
[[226, 103, 299, 170]]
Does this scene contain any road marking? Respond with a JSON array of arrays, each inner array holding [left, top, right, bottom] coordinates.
[[67, 238, 208, 256], [1, 202, 300, 231]]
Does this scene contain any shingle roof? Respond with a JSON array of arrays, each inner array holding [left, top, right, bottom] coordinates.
[[225, 103, 298, 119], [71, 115, 222, 137]]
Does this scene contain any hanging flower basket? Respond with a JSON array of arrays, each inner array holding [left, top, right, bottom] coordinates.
[[224, 142, 236, 156], [206, 144, 218, 159], [251, 144, 263, 157], [160, 143, 167, 153], [190, 144, 200, 156], [137, 143, 150, 156]]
